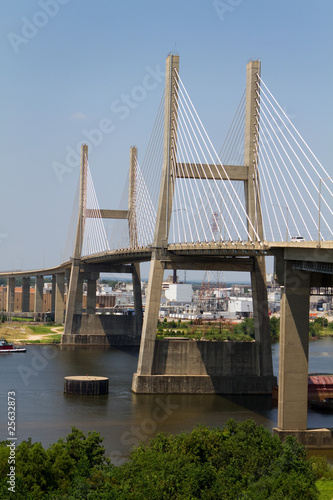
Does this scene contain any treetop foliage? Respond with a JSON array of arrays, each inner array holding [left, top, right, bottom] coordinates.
[[0, 420, 331, 499]]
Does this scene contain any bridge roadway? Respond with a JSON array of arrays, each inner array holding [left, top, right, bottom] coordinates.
[[0, 240, 332, 279]]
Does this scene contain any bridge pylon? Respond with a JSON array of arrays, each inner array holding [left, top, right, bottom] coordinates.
[[129, 146, 144, 338], [132, 56, 276, 394], [64, 144, 88, 334], [134, 54, 179, 379], [62, 144, 143, 344], [244, 61, 273, 380]]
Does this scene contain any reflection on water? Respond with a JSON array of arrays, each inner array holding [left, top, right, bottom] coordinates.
[[272, 338, 333, 380], [0, 339, 332, 462]]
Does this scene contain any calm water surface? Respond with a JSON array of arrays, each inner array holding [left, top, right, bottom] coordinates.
[[0, 338, 332, 463]]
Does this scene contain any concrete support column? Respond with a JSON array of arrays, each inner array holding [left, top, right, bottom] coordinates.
[[64, 261, 82, 334], [129, 147, 143, 336], [74, 273, 83, 314], [65, 270, 71, 290], [34, 276, 44, 313], [244, 60, 274, 383], [6, 278, 15, 313], [51, 275, 56, 313], [86, 278, 96, 314], [55, 273, 65, 324], [22, 277, 30, 313], [133, 54, 179, 391], [135, 256, 165, 376], [63, 144, 87, 334], [277, 261, 310, 431], [132, 263, 143, 336], [251, 256, 273, 377]]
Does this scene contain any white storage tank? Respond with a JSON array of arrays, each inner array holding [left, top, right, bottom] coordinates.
[[165, 283, 193, 303], [228, 297, 253, 315]]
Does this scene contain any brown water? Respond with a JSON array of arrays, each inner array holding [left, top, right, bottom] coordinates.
[[0, 339, 332, 464]]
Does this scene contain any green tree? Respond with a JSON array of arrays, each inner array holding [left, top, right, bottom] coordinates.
[[309, 320, 322, 338], [314, 317, 328, 328], [269, 316, 280, 340], [113, 420, 319, 499], [234, 317, 255, 339], [0, 422, 325, 499], [0, 427, 111, 499]]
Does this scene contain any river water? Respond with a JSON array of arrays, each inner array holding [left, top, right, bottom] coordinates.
[[0, 339, 332, 464]]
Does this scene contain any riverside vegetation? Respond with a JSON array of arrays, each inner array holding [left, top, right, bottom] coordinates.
[[156, 316, 333, 342], [0, 315, 332, 345], [0, 420, 333, 500], [0, 419, 332, 499]]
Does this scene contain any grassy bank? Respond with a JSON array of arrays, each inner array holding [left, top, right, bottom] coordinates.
[[0, 322, 63, 344], [1, 316, 332, 345]]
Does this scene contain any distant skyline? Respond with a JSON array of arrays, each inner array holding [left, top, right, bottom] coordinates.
[[1, 0, 332, 281]]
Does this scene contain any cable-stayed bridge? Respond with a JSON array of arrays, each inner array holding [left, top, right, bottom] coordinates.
[[1, 55, 332, 447]]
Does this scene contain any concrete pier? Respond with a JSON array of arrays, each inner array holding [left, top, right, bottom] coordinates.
[[64, 376, 109, 395], [86, 276, 97, 314], [21, 277, 30, 313], [132, 339, 276, 394], [6, 278, 15, 313], [273, 249, 333, 449], [51, 275, 56, 314], [74, 273, 83, 314], [62, 314, 140, 346], [55, 273, 65, 324], [278, 261, 310, 431], [34, 275, 44, 313], [64, 261, 81, 333]]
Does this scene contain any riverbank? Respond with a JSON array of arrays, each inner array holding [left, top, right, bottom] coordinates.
[[0, 322, 63, 344], [1, 318, 332, 345]]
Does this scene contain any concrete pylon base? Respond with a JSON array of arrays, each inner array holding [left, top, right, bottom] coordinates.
[[132, 374, 277, 395], [273, 428, 333, 449], [61, 313, 141, 346], [62, 334, 140, 347]]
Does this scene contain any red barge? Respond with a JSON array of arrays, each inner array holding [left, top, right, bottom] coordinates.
[[308, 374, 333, 401], [272, 374, 333, 403]]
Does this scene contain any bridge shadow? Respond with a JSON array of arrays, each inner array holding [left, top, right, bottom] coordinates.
[[151, 339, 276, 394]]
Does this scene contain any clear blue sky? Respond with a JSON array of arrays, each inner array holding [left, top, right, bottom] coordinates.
[[0, 0, 332, 281]]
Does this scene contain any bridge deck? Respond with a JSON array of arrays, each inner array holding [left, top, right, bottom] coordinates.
[[0, 241, 332, 279]]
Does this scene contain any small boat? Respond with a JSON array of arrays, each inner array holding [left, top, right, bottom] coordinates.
[[310, 398, 333, 413], [0, 339, 26, 353]]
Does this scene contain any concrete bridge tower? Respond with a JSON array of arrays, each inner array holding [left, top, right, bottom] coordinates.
[[244, 61, 273, 381], [64, 144, 88, 334], [133, 54, 180, 382], [63, 144, 143, 342], [132, 56, 276, 394]]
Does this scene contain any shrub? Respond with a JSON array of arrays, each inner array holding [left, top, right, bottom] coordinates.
[[0, 421, 325, 499]]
